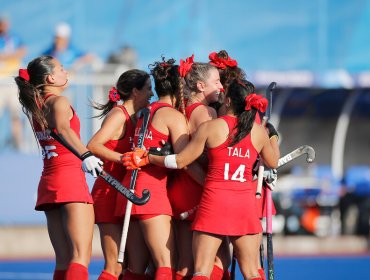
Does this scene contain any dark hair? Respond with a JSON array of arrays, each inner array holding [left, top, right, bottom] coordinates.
[[94, 69, 150, 118], [15, 55, 55, 131], [149, 57, 185, 114], [227, 79, 257, 146], [213, 50, 246, 94]]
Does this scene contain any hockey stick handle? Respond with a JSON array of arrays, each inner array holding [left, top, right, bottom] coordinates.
[[117, 190, 134, 262], [179, 205, 199, 220], [48, 130, 150, 205], [118, 107, 150, 263], [256, 82, 276, 197], [256, 165, 265, 198]]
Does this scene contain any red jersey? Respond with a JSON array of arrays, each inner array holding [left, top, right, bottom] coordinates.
[[192, 115, 262, 235], [185, 102, 206, 120], [115, 102, 173, 216], [34, 98, 92, 211], [92, 105, 134, 224], [167, 102, 206, 221]]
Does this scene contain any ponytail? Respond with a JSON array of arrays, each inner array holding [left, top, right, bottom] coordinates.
[[15, 76, 47, 128], [227, 79, 261, 146]]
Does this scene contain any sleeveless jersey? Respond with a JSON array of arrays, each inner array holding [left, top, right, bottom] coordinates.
[[92, 105, 134, 224], [115, 102, 173, 216], [192, 115, 262, 235], [34, 95, 92, 210], [185, 102, 205, 120]]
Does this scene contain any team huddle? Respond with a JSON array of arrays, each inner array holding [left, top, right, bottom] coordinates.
[[15, 50, 280, 280]]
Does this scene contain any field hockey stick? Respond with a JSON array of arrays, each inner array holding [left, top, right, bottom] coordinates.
[[265, 145, 315, 280], [118, 107, 151, 263], [47, 130, 150, 206], [256, 82, 276, 198]]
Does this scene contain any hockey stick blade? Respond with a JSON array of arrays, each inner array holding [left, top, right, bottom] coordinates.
[[48, 130, 150, 205], [278, 145, 315, 168], [99, 172, 150, 205]]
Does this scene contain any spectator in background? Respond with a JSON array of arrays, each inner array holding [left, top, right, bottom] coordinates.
[[0, 16, 26, 151], [107, 45, 138, 69], [43, 22, 99, 72]]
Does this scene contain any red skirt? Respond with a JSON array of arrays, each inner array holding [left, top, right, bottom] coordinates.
[[167, 170, 203, 221], [192, 185, 262, 236], [36, 153, 93, 211], [115, 170, 172, 217], [92, 178, 123, 224]]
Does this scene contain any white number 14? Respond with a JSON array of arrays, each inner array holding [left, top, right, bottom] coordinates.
[[224, 163, 246, 182]]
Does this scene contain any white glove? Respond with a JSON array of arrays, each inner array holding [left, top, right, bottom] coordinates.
[[265, 169, 277, 191], [81, 151, 103, 178]]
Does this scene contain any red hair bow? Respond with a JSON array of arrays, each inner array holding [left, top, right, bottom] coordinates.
[[209, 52, 238, 70], [245, 93, 268, 112], [178, 54, 194, 77], [19, 69, 30, 81], [108, 87, 120, 102]]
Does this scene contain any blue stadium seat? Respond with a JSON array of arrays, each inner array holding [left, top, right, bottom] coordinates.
[[344, 165, 370, 196]]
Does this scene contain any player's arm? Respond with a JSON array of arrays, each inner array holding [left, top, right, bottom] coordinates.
[[87, 107, 127, 163], [259, 124, 280, 169], [166, 111, 206, 185], [47, 96, 89, 156], [149, 121, 209, 169]]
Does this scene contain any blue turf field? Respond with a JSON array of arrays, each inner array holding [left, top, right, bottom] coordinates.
[[0, 255, 369, 280]]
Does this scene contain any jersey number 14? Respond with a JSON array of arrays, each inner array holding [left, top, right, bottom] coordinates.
[[224, 163, 247, 182]]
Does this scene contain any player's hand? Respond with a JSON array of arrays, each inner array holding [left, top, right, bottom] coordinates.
[[81, 151, 103, 178], [264, 169, 277, 191], [148, 140, 173, 156], [265, 122, 279, 140], [122, 148, 150, 170]]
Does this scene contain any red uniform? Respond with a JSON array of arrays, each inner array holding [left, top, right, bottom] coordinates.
[[167, 102, 205, 221], [115, 102, 173, 217], [91, 105, 134, 224], [34, 98, 92, 211], [192, 115, 262, 235]]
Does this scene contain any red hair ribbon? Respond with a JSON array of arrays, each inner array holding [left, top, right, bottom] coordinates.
[[245, 93, 268, 112], [108, 87, 120, 102], [160, 62, 169, 67], [178, 54, 194, 77], [209, 52, 238, 70], [19, 69, 30, 81]]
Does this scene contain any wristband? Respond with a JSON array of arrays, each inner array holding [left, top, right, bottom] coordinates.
[[164, 154, 178, 169], [81, 151, 93, 160]]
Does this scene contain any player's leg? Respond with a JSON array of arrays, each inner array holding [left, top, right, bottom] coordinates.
[[125, 218, 151, 275], [192, 231, 223, 279], [174, 220, 194, 279], [98, 223, 124, 279], [140, 215, 176, 279], [45, 207, 71, 280], [230, 234, 261, 280], [62, 202, 94, 279]]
